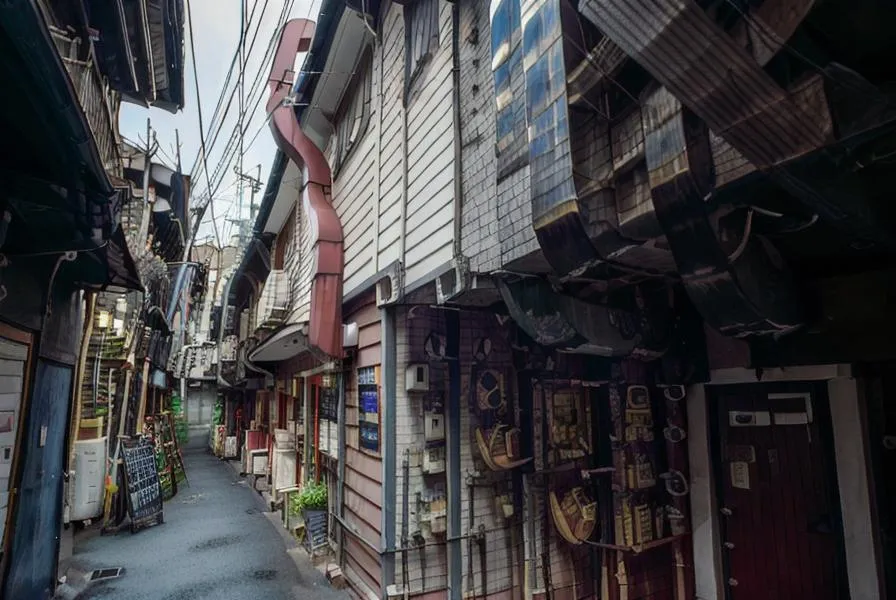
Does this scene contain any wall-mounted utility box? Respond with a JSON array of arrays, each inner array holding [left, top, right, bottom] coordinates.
[[406, 364, 429, 392], [422, 445, 446, 474], [424, 410, 445, 442]]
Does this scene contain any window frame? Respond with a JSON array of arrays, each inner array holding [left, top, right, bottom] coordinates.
[[403, 0, 440, 99], [333, 50, 374, 177]]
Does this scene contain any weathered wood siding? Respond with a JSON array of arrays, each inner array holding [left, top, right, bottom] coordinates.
[[343, 293, 383, 598], [288, 166, 313, 325], [403, 1, 456, 288], [377, 7, 405, 270], [332, 71, 378, 296]]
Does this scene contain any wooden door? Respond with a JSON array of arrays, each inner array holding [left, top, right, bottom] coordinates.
[[712, 383, 847, 600], [4, 360, 72, 599]]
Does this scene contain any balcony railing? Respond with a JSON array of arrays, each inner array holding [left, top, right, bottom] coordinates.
[[255, 269, 291, 330], [47, 26, 122, 177]]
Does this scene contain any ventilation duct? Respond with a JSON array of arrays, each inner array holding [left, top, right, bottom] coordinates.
[[517, 0, 675, 278], [642, 86, 803, 337], [497, 277, 664, 357], [579, 0, 896, 251]]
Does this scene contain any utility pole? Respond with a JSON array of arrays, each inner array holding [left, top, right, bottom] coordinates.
[[234, 164, 263, 243], [137, 118, 157, 250]]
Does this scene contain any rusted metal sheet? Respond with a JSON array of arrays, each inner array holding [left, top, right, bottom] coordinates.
[[267, 19, 344, 359]]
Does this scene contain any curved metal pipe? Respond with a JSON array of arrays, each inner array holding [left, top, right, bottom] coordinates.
[[267, 19, 344, 359]]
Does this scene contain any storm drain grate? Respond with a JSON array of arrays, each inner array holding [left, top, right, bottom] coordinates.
[[89, 568, 123, 582]]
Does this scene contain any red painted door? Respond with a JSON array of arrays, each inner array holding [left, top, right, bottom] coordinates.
[[713, 383, 846, 600]]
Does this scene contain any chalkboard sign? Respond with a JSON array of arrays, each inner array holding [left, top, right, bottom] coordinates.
[[121, 438, 164, 533], [302, 510, 329, 554]]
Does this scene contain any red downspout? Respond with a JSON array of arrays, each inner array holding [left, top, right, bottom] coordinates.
[[267, 18, 344, 360]]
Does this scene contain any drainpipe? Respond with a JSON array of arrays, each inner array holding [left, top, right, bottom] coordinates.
[[445, 7, 464, 599], [400, 97, 409, 267], [336, 370, 347, 562], [451, 0, 465, 279], [381, 306, 397, 598]]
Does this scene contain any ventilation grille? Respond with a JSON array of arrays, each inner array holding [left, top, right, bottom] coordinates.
[[90, 568, 123, 582]]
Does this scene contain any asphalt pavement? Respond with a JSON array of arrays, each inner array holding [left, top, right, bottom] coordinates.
[[63, 432, 346, 600]]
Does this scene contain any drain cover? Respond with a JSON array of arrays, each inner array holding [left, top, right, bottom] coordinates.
[[90, 568, 123, 582]]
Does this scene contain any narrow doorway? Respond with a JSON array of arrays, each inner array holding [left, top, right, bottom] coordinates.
[[709, 382, 849, 600]]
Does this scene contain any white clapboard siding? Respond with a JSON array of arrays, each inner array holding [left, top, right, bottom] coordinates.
[[289, 178, 313, 325], [377, 6, 406, 270], [333, 118, 377, 295], [404, 1, 455, 288]]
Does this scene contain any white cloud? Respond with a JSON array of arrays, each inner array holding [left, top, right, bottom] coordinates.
[[119, 0, 317, 246]]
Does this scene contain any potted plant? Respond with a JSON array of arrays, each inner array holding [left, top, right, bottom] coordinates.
[[295, 482, 328, 518], [295, 482, 329, 550]]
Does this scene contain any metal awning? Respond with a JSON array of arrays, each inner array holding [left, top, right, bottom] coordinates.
[[248, 323, 310, 364], [75, 226, 145, 293]]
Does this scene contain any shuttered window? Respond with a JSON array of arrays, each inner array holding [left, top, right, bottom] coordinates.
[[0, 336, 29, 548], [404, 0, 440, 95]]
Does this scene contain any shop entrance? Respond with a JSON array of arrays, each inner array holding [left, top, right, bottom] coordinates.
[[710, 382, 848, 600]]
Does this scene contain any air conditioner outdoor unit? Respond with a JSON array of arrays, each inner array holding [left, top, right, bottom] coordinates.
[[406, 364, 429, 392], [376, 263, 403, 307], [71, 437, 107, 522]]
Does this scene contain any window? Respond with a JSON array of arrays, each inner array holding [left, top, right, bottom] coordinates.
[[333, 53, 373, 174], [404, 0, 440, 95], [272, 206, 296, 270], [358, 366, 380, 453]]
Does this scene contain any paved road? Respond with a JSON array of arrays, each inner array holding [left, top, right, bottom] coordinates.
[[69, 433, 345, 600]]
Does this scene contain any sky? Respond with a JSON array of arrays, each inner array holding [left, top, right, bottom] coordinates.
[[119, 0, 316, 247]]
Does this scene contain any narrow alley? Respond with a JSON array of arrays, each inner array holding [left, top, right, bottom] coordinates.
[[61, 435, 345, 600], [4, 1, 896, 599]]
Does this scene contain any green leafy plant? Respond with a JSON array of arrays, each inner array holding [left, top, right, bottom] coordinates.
[[294, 481, 328, 513]]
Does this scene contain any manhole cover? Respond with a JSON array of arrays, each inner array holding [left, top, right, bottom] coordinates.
[[90, 568, 123, 582]]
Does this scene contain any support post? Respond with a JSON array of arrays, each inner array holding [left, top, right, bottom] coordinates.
[[445, 310, 462, 600], [381, 306, 397, 598]]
